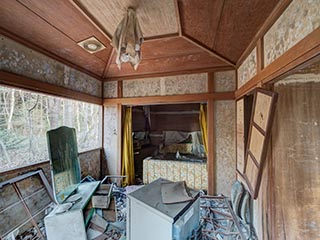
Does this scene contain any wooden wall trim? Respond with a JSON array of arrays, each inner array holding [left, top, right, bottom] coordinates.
[[235, 28, 320, 99], [0, 71, 102, 105], [104, 66, 234, 81], [256, 38, 264, 73], [117, 80, 123, 98], [117, 104, 122, 175], [103, 48, 114, 78], [103, 92, 234, 106], [0, 27, 103, 81], [207, 71, 215, 195], [207, 99, 215, 195], [236, 0, 293, 67], [174, 0, 182, 36], [207, 72, 214, 93]]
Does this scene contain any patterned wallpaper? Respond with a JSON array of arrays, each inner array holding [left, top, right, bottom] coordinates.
[[104, 81, 118, 98], [103, 105, 120, 175], [0, 35, 102, 97], [122, 73, 208, 97], [237, 47, 257, 89], [79, 149, 101, 180], [214, 100, 236, 196], [264, 0, 320, 66], [214, 70, 236, 92]]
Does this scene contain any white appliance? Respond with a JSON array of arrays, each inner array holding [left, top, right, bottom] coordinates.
[[127, 178, 200, 240]]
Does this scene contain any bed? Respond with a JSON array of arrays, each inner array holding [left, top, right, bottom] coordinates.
[[142, 131, 208, 190]]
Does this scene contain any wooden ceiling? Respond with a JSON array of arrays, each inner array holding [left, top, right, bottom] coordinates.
[[0, 0, 280, 81]]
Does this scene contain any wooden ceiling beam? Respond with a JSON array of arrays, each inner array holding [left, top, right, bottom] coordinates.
[[174, 0, 182, 36], [104, 66, 234, 81], [181, 35, 236, 67], [103, 91, 235, 106], [103, 48, 115, 78], [0, 71, 102, 105]]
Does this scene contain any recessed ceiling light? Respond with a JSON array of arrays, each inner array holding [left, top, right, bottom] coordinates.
[[77, 37, 106, 54]]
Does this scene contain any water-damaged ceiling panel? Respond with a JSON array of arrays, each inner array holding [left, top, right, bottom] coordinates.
[[75, 0, 179, 39]]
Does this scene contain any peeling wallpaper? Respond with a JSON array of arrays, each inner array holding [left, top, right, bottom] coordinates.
[[237, 47, 257, 89], [0, 35, 102, 97], [122, 73, 208, 97], [214, 101, 236, 196], [214, 70, 236, 92], [264, 0, 320, 66], [104, 81, 118, 98]]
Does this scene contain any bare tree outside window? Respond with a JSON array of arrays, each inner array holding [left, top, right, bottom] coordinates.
[[0, 86, 102, 172]]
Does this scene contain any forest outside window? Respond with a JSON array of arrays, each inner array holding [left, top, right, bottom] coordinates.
[[0, 85, 102, 172]]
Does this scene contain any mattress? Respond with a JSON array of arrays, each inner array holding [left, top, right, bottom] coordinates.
[[143, 158, 208, 190]]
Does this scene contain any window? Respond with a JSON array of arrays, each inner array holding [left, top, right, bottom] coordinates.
[[0, 85, 102, 172]]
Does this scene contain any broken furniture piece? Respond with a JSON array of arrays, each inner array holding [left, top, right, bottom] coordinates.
[[44, 126, 100, 240], [126, 178, 200, 240], [200, 181, 257, 240], [0, 170, 55, 240]]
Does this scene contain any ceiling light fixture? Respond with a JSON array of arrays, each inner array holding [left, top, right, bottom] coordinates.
[[112, 8, 144, 70], [77, 36, 106, 54]]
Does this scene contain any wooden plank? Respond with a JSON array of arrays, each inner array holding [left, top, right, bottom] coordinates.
[[256, 38, 264, 73], [236, 98, 245, 175], [214, 0, 279, 63], [116, 104, 122, 175], [235, 28, 320, 99], [103, 48, 115, 79], [103, 92, 234, 106], [207, 99, 215, 195], [106, 51, 228, 78], [105, 66, 234, 82], [174, 0, 182, 36], [236, 0, 293, 67], [0, 71, 102, 105], [117, 81, 123, 98], [207, 72, 214, 93], [272, 79, 320, 239]]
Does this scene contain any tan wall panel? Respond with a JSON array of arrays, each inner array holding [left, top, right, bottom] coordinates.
[[264, 0, 320, 66], [214, 100, 236, 196]]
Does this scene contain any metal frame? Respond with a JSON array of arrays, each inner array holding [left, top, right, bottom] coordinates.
[[0, 170, 54, 239]]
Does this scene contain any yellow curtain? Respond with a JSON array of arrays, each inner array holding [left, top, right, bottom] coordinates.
[[199, 104, 208, 155], [121, 107, 135, 186]]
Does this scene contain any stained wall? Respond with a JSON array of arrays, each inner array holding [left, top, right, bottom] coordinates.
[[103, 105, 121, 176], [213, 71, 236, 196], [0, 35, 102, 98], [271, 66, 320, 239]]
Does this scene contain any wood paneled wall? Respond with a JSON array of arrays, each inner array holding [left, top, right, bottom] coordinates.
[[271, 73, 320, 239]]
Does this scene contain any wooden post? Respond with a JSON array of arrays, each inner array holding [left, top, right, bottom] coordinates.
[[207, 72, 215, 195]]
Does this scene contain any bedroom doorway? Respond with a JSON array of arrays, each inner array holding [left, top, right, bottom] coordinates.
[[130, 103, 207, 188]]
